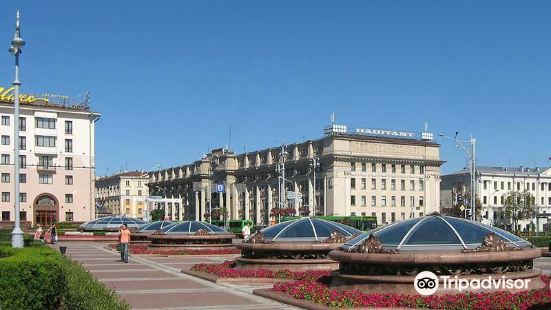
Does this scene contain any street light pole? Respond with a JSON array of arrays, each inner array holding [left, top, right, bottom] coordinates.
[[9, 11, 25, 248], [309, 156, 319, 217], [278, 145, 288, 223]]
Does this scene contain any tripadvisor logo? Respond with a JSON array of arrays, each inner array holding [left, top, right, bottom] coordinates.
[[414, 271, 531, 296]]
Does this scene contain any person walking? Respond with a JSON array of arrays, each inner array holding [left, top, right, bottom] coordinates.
[[242, 223, 251, 240], [34, 224, 43, 241], [118, 224, 131, 263], [50, 224, 57, 244]]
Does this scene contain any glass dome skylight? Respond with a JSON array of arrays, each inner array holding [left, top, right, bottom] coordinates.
[[160, 221, 230, 234], [79, 215, 147, 231], [341, 215, 531, 252], [259, 218, 361, 242], [139, 221, 174, 232]]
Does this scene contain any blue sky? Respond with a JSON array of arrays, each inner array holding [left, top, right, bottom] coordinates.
[[1, 1, 550, 175]]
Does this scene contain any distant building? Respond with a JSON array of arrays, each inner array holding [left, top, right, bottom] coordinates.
[[95, 171, 149, 219], [147, 123, 443, 226], [441, 166, 551, 231], [0, 87, 99, 225]]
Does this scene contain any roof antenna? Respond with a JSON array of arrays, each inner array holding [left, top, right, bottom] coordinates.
[[331, 112, 335, 125]]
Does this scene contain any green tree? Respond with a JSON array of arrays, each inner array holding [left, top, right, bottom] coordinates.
[[501, 190, 536, 234], [150, 208, 165, 221]]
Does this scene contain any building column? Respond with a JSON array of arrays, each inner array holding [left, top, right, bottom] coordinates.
[[196, 190, 201, 221], [267, 184, 272, 224], [244, 187, 250, 220], [231, 183, 238, 220], [255, 186, 261, 225], [308, 177, 314, 216]]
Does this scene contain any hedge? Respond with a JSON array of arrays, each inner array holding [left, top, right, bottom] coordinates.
[[0, 243, 129, 310], [526, 236, 551, 248]]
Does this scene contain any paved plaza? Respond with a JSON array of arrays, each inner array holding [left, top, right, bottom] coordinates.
[[57, 242, 295, 310]]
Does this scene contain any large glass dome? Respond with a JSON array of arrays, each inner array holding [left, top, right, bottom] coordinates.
[[161, 221, 230, 234], [259, 218, 361, 242], [341, 214, 532, 252], [79, 215, 147, 231], [139, 221, 174, 232]]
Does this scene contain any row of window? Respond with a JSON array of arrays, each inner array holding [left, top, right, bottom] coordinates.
[[348, 211, 424, 224], [351, 162, 425, 174], [1, 192, 73, 203], [0, 172, 73, 185], [1, 135, 73, 152], [483, 180, 551, 192], [351, 195, 424, 207], [482, 195, 551, 206], [1, 116, 73, 134], [1, 211, 74, 222], [351, 178, 424, 191], [0, 154, 74, 170]]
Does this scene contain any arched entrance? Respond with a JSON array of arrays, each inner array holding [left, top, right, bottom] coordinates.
[[34, 194, 59, 226]]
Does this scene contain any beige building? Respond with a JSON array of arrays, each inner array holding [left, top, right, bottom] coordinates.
[[95, 171, 149, 219], [0, 86, 99, 225], [147, 124, 443, 226]]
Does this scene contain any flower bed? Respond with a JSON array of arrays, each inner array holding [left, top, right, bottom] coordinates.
[[109, 244, 240, 255], [271, 276, 551, 309], [191, 260, 331, 281]]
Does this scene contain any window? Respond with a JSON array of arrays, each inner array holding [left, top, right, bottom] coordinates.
[[138, 190, 142, 196], [1, 211, 9, 221], [508, 182, 511, 190], [391, 196, 396, 206], [1, 135, 9, 145], [35, 117, 56, 129], [420, 166, 425, 174], [362, 163, 367, 172], [351, 162, 356, 172], [371, 178, 376, 190], [361, 195, 366, 206], [391, 212, 396, 223], [361, 178, 366, 189], [501, 196, 505, 205], [532, 183, 535, 191], [410, 196, 415, 207], [125, 190, 130, 196], [35, 136, 56, 147], [401, 196, 406, 207], [401, 212, 406, 220], [541, 197, 544, 206], [1, 173, 9, 183], [124, 199, 130, 205], [391, 179, 396, 190], [39, 174, 53, 184], [483, 196, 487, 205], [19, 117, 26, 131], [65, 157, 73, 170], [410, 180, 415, 191], [20, 193, 26, 202], [484, 181, 488, 190], [371, 212, 376, 218], [39, 155, 54, 168], [125, 180, 130, 186], [391, 164, 396, 173], [549, 197, 551, 205], [494, 182, 497, 190], [371, 163, 376, 172], [542, 183, 545, 191], [19, 155, 26, 168], [65, 212, 74, 222], [419, 196, 424, 207], [410, 165, 415, 174], [19, 173, 25, 183], [351, 212, 356, 216], [351, 195, 356, 206], [1, 154, 9, 164], [64, 175, 73, 185], [20, 211, 26, 221], [351, 178, 356, 190], [65, 139, 73, 152], [371, 196, 376, 207], [517, 182, 520, 191], [493, 196, 497, 205], [419, 179, 424, 191], [381, 179, 387, 190], [1, 192, 9, 202], [65, 194, 73, 203], [501, 182, 505, 190], [401, 165, 406, 174], [65, 121, 73, 134], [381, 213, 387, 224], [1, 116, 9, 126], [382, 164, 387, 173], [382, 196, 387, 207], [400, 180, 405, 191], [138, 181, 142, 187], [19, 136, 26, 150]]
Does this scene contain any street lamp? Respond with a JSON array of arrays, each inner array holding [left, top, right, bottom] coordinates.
[[9, 11, 25, 248], [439, 132, 477, 221]]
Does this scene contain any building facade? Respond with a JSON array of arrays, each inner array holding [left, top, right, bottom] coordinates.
[[147, 124, 443, 226], [95, 171, 149, 219], [0, 87, 100, 226], [441, 166, 551, 231]]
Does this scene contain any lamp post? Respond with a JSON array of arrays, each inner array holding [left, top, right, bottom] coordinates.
[[439, 132, 477, 221], [9, 11, 25, 248], [309, 156, 320, 216], [276, 145, 288, 223]]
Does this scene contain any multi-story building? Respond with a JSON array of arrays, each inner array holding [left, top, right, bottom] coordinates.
[[147, 123, 443, 226], [441, 166, 551, 231], [95, 171, 149, 219], [0, 86, 100, 226]]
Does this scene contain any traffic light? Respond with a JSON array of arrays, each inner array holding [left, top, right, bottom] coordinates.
[[456, 193, 463, 205], [466, 208, 472, 218]]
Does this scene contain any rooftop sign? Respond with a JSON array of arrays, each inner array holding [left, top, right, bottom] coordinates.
[[324, 124, 422, 139], [0, 86, 48, 104]]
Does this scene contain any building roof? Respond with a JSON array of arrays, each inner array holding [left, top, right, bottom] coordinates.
[[96, 171, 147, 182], [445, 166, 551, 177]]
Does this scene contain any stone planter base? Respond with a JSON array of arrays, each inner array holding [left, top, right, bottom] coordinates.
[[330, 269, 546, 295], [149, 243, 235, 248], [235, 257, 339, 272]]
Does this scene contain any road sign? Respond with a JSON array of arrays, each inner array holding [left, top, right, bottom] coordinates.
[[286, 191, 302, 199], [216, 183, 225, 193]]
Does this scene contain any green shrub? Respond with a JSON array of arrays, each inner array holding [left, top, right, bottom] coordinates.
[[527, 236, 551, 247], [0, 246, 65, 310], [60, 256, 129, 310], [93, 231, 107, 236], [57, 222, 81, 230]]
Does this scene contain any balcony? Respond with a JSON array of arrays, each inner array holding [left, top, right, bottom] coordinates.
[[37, 165, 56, 173]]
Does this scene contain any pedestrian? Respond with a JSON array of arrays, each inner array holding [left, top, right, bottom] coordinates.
[[242, 223, 251, 240], [51, 224, 57, 244], [118, 224, 131, 263], [34, 224, 43, 241]]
